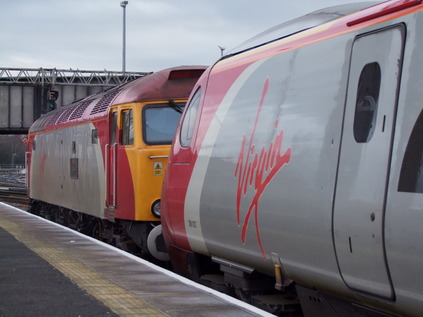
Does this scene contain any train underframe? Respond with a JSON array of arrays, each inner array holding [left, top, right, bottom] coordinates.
[[167, 244, 302, 316], [169, 245, 398, 317], [27, 199, 159, 258]]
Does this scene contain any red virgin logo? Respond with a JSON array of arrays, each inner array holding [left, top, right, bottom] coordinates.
[[234, 78, 291, 259]]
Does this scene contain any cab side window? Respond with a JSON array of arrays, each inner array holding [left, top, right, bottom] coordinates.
[[110, 112, 118, 145], [398, 109, 423, 193], [180, 88, 201, 147], [353, 62, 381, 143], [121, 109, 134, 145]]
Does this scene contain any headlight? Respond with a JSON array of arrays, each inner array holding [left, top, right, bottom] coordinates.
[[151, 199, 161, 218]]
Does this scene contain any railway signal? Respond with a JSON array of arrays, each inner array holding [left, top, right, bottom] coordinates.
[[47, 90, 59, 111]]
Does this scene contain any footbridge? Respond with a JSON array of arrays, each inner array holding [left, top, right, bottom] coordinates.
[[0, 68, 149, 134]]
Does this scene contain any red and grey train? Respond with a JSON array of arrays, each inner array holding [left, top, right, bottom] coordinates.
[[160, 1, 423, 316], [27, 66, 205, 257]]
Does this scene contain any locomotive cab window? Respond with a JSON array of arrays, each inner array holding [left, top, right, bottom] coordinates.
[[180, 88, 201, 147], [121, 109, 134, 146], [353, 62, 381, 143], [143, 103, 184, 145]]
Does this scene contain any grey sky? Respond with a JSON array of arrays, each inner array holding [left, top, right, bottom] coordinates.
[[1, 0, 376, 72]]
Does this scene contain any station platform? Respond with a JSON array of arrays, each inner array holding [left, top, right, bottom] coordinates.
[[0, 202, 274, 317]]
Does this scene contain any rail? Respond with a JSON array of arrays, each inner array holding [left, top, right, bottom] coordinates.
[[0, 168, 26, 190], [0, 187, 28, 207]]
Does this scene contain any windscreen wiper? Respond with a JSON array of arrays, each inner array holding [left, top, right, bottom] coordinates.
[[168, 99, 183, 113]]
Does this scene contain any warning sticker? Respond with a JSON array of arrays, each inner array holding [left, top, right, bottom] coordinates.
[[154, 162, 163, 176]]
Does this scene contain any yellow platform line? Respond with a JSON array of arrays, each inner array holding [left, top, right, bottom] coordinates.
[[0, 215, 168, 317]]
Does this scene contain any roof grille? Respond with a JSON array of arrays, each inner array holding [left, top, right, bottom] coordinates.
[[56, 106, 76, 124], [29, 114, 51, 133], [90, 89, 122, 115], [45, 111, 63, 127], [69, 99, 93, 121]]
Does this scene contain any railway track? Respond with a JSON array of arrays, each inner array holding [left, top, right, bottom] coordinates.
[[0, 169, 28, 209], [0, 186, 28, 209]]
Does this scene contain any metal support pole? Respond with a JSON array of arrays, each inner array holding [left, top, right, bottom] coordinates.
[[120, 1, 128, 73]]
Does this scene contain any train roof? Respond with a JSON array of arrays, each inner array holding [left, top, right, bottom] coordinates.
[[225, 2, 378, 57], [113, 66, 206, 105], [29, 66, 206, 134]]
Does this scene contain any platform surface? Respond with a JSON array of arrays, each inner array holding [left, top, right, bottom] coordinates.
[[0, 203, 274, 317]]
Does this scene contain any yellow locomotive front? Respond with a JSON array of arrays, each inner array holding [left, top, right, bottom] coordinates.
[[107, 100, 186, 223]]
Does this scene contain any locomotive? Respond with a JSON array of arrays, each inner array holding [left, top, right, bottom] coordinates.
[[26, 66, 205, 258], [160, 1, 423, 316]]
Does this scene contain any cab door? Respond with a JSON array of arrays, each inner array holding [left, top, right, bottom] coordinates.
[[106, 107, 135, 220], [116, 108, 136, 219], [333, 26, 404, 299], [106, 110, 118, 216]]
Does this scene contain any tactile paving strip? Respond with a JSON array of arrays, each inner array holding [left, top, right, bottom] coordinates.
[[0, 214, 168, 317]]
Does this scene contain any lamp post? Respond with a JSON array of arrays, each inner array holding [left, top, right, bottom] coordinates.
[[120, 1, 128, 72], [218, 45, 225, 57]]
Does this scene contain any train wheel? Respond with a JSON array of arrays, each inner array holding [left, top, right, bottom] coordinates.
[[234, 287, 253, 303], [28, 199, 40, 215], [55, 207, 67, 226]]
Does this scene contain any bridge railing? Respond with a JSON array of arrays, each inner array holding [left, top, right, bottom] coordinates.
[[0, 68, 151, 133], [0, 67, 150, 87]]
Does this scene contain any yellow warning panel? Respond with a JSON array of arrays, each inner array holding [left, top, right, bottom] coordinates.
[[154, 162, 162, 176]]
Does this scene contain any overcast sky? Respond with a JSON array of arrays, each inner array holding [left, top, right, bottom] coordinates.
[[1, 0, 376, 73]]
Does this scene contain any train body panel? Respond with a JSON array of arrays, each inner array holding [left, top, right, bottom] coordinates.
[[30, 121, 106, 218], [162, 2, 423, 316]]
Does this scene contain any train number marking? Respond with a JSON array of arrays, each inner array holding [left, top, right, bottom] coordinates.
[[188, 220, 197, 228]]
